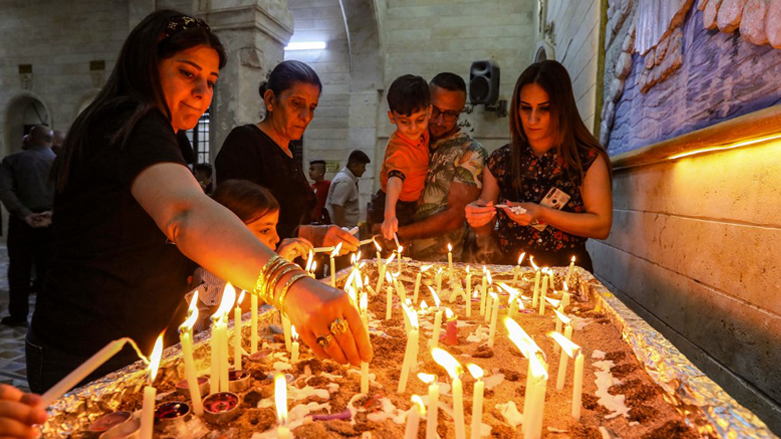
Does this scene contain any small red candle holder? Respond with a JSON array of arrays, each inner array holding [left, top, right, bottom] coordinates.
[[203, 392, 240, 424], [175, 376, 209, 399], [94, 412, 140, 439], [88, 411, 135, 433], [153, 401, 190, 430], [228, 370, 251, 392]]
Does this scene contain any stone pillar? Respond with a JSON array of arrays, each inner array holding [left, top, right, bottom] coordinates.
[[195, 0, 294, 162]]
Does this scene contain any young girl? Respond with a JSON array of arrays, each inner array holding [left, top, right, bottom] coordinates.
[[189, 180, 313, 331]]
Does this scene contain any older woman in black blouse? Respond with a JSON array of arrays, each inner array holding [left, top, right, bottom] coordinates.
[[216, 61, 358, 253], [465, 60, 612, 272]]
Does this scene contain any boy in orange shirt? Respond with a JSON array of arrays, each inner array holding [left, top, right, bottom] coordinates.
[[368, 74, 431, 241]]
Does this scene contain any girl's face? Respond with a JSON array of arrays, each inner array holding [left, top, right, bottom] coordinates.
[[519, 83, 555, 150], [266, 82, 320, 143], [246, 210, 281, 250], [158, 45, 220, 131]]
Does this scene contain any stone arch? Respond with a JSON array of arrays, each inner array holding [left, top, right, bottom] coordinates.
[[3, 91, 52, 156], [73, 89, 101, 120]]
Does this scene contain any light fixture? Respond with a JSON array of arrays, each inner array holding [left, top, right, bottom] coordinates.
[[668, 133, 781, 160], [284, 41, 327, 51]]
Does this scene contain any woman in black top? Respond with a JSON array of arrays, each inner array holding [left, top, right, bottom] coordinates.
[[28, 11, 371, 394], [465, 61, 613, 271], [216, 60, 358, 249]]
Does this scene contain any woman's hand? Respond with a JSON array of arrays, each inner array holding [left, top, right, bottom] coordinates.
[[502, 201, 545, 226], [277, 238, 313, 261], [465, 200, 496, 228], [282, 277, 372, 367], [0, 384, 47, 439], [381, 215, 398, 241], [299, 225, 359, 255]]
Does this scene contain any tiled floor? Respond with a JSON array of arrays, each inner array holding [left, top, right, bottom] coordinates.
[[0, 239, 33, 393]]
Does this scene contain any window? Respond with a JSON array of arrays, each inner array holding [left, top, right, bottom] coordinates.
[[186, 109, 211, 163]]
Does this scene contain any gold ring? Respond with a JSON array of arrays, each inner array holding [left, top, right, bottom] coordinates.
[[316, 334, 333, 349], [330, 318, 349, 336]]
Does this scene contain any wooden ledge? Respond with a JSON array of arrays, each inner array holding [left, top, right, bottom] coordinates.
[[610, 105, 781, 170]]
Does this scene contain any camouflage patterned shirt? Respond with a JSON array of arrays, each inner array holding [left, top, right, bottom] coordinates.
[[410, 130, 487, 262]]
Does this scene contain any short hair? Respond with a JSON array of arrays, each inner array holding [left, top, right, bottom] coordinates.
[[309, 160, 326, 166], [193, 162, 213, 177], [430, 72, 466, 93], [212, 180, 280, 224], [347, 150, 371, 166], [387, 74, 430, 116]]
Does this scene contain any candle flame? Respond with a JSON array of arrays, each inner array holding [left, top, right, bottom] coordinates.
[[356, 251, 362, 261], [445, 307, 454, 320], [188, 289, 199, 315], [545, 296, 560, 308], [489, 292, 498, 301], [571, 256, 576, 262], [517, 297, 525, 310], [529, 350, 548, 379], [274, 373, 288, 425], [466, 265, 471, 274], [346, 285, 357, 305], [360, 293, 368, 312], [472, 290, 479, 298], [237, 290, 246, 306], [351, 253, 357, 264], [330, 242, 343, 257], [518, 252, 526, 265], [467, 363, 483, 380], [421, 264, 433, 272], [181, 303, 199, 330], [447, 243, 452, 252], [427, 286, 441, 308], [549, 331, 580, 358], [213, 283, 237, 319], [420, 300, 429, 310], [411, 395, 426, 414], [311, 260, 318, 273], [401, 303, 419, 328], [498, 282, 519, 299], [374, 240, 382, 251], [563, 281, 568, 292], [432, 347, 462, 379], [553, 308, 571, 325], [418, 373, 436, 384], [505, 317, 539, 358], [530, 256, 539, 271], [385, 271, 393, 282], [486, 270, 492, 285], [291, 325, 299, 341], [437, 267, 443, 274], [385, 253, 396, 265], [305, 251, 314, 271], [148, 333, 164, 383]]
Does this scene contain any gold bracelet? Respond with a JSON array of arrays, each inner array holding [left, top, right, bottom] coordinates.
[[278, 272, 309, 315], [254, 256, 285, 302], [266, 265, 298, 305], [261, 259, 287, 303]]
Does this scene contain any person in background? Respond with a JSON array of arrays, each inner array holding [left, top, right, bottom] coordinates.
[[367, 74, 431, 241], [215, 60, 359, 253], [395, 73, 487, 262], [0, 125, 55, 327], [0, 384, 47, 439], [465, 60, 612, 271], [325, 150, 371, 229], [308, 159, 331, 223], [194, 162, 213, 194]]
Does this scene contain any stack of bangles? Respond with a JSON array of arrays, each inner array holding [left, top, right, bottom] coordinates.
[[253, 255, 309, 316]]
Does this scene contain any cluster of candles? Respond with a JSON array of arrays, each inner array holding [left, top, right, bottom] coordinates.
[[42, 242, 583, 438]]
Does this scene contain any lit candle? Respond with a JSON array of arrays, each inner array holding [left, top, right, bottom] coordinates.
[[539, 270, 549, 315], [211, 284, 236, 394], [330, 242, 343, 287], [525, 352, 548, 439], [179, 293, 203, 416], [397, 303, 419, 393], [483, 289, 492, 323], [465, 265, 472, 304], [435, 267, 443, 297], [488, 292, 500, 347], [140, 334, 164, 439], [290, 326, 300, 363], [233, 290, 245, 371], [304, 249, 314, 272], [360, 293, 369, 333], [480, 268, 491, 317], [405, 395, 425, 439], [432, 348, 465, 439], [374, 240, 383, 266], [506, 318, 545, 438], [282, 314, 292, 353], [414, 265, 431, 305], [428, 286, 442, 349], [531, 257, 541, 307], [418, 373, 439, 439], [377, 253, 394, 292], [565, 256, 576, 286], [512, 252, 526, 283], [468, 289, 477, 318], [250, 291, 258, 354], [562, 282, 570, 310], [447, 243, 454, 280], [397, 245, 403, 272], [573, 350, 584, 421], [310, 260, 317, 278], [394, 271, 407, 303], [552, 309, 571, 356], [274, 373, 292, 439], [467, 364, 484, 439], [498, 282, 520, 319], [386, 272, 394, 321]]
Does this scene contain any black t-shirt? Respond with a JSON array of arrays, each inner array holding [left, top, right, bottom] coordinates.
[[215, 125, 315, 240], [32, 106, 196, 358]]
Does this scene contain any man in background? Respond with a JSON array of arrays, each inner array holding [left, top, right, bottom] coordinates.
[[0, 125, 56, 327], [326, 150, 371, 229], [308, 159, 330, 223]]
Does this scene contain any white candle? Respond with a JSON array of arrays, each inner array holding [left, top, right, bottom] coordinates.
[[465, 266, 472, 304], [484, 291, 492, 323], [210, 315, 221, 394], [386, 284, 393, 321], [397, 245, 403, 272], [219, 317, 230, 392], [479, 268, 489, 316], [234, 291, 245, 371], [432, 348, 465, 439], [468, 364, 484, 439], [399, 304, 419, 394], [512, 252, 526, 283], [140, 335, 163, 439], [556, 342, 569, 392], [531, 257, 541, 307], [40, 337, 132, 406], [290, 326, 300, 363], [419, 374, 439, 439], [250, 293, 258, 354], [565, 256, 576, 286], [488, 293, 500, 347], [447, 243, 454, 281], [562, 289, 571, 310], [179, 328, 203, 415], [573, 352, 584, 420], [526, 354, 548, 439], [361, 361, 370, 394], [414, 272, 422, 304], [282, 314, 292, 352], [405, 395, 425, 439], [275, 373, 292, 439], [360, 293, 369, 333]]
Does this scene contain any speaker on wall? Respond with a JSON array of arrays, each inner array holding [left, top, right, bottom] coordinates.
[[469, 60, 500, 105]]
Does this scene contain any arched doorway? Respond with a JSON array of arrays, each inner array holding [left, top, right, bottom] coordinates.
[[534, 40, 555, 63], [4, 93, 52, 156]]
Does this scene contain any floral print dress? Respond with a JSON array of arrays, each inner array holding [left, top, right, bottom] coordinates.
[[487, 143, 598, 269]]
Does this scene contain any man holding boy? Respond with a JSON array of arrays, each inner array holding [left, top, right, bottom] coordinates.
[[397, 73, 487, 262]]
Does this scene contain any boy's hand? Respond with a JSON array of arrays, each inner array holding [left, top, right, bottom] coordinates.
[[277, 238, 313, 261], [381, 216, 398, 241]]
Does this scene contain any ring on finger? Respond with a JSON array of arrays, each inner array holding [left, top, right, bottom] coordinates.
[[329, 317, 349, 336], [316, 334, 333, 349]]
